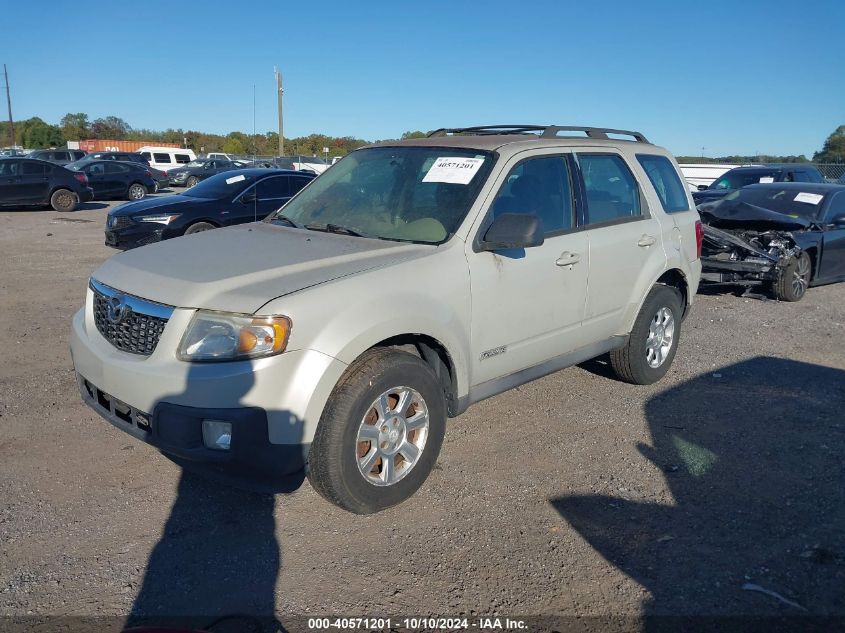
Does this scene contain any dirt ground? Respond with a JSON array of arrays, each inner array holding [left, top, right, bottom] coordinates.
[[1, 198, 844, 631]]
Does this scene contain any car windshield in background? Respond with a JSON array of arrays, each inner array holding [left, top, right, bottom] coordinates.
[[723, 188, 825, 218], [267, 146, 494, 244], [710, 171, 778, 190], [184, 160, 208, 168], [180, 171, 254, 199]]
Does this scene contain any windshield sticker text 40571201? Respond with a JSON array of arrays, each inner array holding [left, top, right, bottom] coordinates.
[[422, 157, 484, 185]]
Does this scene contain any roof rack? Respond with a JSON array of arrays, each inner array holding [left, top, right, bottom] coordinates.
[[427, 125, 649, 143]]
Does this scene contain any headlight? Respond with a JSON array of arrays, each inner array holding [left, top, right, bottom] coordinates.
[[178, 311, 292, 362], [137, 214, 181, 225]]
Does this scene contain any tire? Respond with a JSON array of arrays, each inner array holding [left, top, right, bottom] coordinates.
[[307, 348, 446, 514], [772, 251, 811, 302], [184, 221, 215, 235], [50, 188, 77, 212], [609, 285, 683, 385], [153, 181, 159, 194], [127, 183, 146, 201], [186, 176, 199, 188]]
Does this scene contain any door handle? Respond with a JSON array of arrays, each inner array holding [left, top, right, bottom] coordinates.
[[555, 251, 581, 266], [638, 234, 657, 247]]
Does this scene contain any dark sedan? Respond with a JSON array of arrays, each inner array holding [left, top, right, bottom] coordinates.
[[0, 157, 93, 211], [104, 168, 314, 249], [699, 183, 845, 301], [67, 160, 156, 201], [693, 165, 824, 205], [169, 158, 239, 188]]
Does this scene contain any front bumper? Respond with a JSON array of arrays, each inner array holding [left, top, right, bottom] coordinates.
[[70, 292, 348, 481], [104, 224, 168, 250], [78, 375, 308, 488]]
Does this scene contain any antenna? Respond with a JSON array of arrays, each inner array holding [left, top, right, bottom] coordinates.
[[3, 64, 14, 148], [274, 66, 284, 157]]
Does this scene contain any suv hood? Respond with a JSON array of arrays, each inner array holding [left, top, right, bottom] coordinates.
[[92, 222, 433, 313]]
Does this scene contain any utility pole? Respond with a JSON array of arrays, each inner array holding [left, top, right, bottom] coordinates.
[[274, 67, 284, 157], [3, 64, 14, 148]]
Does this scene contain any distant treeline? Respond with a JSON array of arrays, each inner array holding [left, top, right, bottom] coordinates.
[[2, 116, 844, 164]]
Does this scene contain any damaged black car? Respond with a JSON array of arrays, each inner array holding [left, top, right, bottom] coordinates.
[[699, 183, 845, 301]]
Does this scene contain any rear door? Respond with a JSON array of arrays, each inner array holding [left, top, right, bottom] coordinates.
[[18, 161, 52, 203], [104, 162, 131, 196], [574, 151, 668, 342]]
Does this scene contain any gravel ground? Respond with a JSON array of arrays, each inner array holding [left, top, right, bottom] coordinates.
[[1, 199, 844, 631]]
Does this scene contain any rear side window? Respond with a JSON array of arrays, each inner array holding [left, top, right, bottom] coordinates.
[[578, 154, 641, 224], [153, 153, 172, 163], [21, 161, 48, 175], [175, 154, 191, 164], [105, 162, 130, 173], [636, 154, 689, 213]]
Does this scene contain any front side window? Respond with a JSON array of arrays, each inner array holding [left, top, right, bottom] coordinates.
[[579, 154, 641, 224], [636, 154, 689, 213], [87, 163, 105, 175], [489, 155, 574, 234], [153, 153, 172, 163], [267, 146, 494, 244], [712, 170, 777, 190], [0, 160, 19, 176]]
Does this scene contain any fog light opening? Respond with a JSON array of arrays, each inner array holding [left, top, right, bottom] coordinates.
[[202, 419, 232, 451]]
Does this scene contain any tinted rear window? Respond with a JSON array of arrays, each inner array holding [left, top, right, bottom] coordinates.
[[175, 154, 191, 163], [636, 154, 689, 213], [153, 153, 172, 163]]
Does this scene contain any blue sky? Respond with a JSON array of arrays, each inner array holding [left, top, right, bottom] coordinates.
[[3, 0, 844, 156]]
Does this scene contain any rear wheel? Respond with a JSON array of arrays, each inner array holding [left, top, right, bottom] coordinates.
[[772, 251, 811, 302], [610, 285, 683, 385], [184, 221, 215, 235], [127, 183, 146, 201], [50, 189, 77, 212], [307, 348, 446, 514], [186, 176, 199, 188]]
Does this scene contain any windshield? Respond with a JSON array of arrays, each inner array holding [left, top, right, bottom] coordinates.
[[723, 187, 825, 219], [183, 160, 209, 168], [710, 170, 778, 190], [181, 171, 254, 199], [267, 146, 494, 243]]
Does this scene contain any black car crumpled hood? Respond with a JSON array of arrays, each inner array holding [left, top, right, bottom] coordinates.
[[699, 201, 812, 231]]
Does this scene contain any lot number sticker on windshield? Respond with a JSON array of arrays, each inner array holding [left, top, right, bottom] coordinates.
[[758, 177, 775, 183], [226, 174, 246, 184], [794, 192, 823, 205], [423, 157, 484, 185]]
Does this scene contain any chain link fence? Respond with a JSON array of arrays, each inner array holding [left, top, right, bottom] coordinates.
[[813, 163, 845, 182]]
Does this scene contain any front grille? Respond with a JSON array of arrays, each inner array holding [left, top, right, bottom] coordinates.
[[90, 279, 174, 356], [109, 215, 133, 230]]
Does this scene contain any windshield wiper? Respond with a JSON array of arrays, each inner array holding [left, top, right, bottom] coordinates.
[[268, 214, 304, 229], [305, 222, 371, 238]]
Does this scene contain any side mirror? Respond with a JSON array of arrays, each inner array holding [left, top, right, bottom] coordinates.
[[697, 184, 708, 191], [480, 213, 544, 251], [241, 192, 257, 204], [829, 213, 845, 227]]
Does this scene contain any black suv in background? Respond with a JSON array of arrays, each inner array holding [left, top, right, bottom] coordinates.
[[0, 157, 94, 211], [104, 168, 314, 249], [693, 165, 825, 204], [169, 158, 239, 187], [27, 149, 88, 165], [76, 151, 150, 166]]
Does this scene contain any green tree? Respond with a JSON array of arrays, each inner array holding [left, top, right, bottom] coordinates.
[[12, 117, 65, 148], [401, 130, 427, 139], [59, 113, 90, 140], [813, 125, 845, 163], [90, 116, 131, 139]]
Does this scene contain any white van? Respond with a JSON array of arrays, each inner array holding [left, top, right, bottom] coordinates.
[[137, 146, 196, 172]]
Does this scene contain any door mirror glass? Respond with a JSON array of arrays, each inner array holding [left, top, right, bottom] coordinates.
[[480, 213, 544, 251], [241, 192, 257, 204], [829, 212, 845, 227]]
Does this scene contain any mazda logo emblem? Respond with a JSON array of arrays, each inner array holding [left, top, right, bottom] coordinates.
[[106, 296, 131, 324]]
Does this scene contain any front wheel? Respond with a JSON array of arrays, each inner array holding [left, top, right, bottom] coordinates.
[[772, 251, 811, 302], [610, 285, 683, 385], [184, 221, 215, 235], [307, 348, 446, 514], [127, 183, 146, 201], [186, 176, 199, 188], [50, 188, 77, 212]]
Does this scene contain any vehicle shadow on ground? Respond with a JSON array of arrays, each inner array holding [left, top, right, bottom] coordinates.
[[125, 360, 305, 633], [75, 202, 110, 211], [552, 357, 845, 620]]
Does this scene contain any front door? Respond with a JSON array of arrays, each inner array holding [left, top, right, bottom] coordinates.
[[0, 160, 22, 203], [818, 192, 845, 280], [466, 152, 589, 386], [18, 161, 51, 203]]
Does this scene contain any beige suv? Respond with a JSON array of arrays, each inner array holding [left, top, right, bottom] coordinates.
[[71, 125, 702, 513]]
